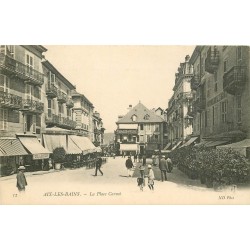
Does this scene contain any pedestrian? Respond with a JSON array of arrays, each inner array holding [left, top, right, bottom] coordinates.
[[138, 154, 142, 163], [133, 153, 137, 163], [142, 155, 146, 166], [159, 155, 168, 181], [16, 166, 27, 192], [147, 164, 155, 191], [94, 157, 103, 176], [125, 156, 134, 177], [137, 176, 144, 191], [138, 163, 145, 178], [166, 155, 173, 173]]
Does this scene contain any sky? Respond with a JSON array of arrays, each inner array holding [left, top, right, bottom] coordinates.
[[45, 46, 195, 132]]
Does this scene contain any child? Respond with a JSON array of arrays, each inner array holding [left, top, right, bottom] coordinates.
[[137, 177, 144, 191], [147, 164, 155, 191]]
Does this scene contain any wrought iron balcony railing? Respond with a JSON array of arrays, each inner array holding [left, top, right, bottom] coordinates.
[[57, 91, 67, 103], [45, 113, 76, 129], [193, 98, 205, 113], [0, 91, 22, 109], [20, 99, 44, 113], [46, 83, 58, 98], [223, 66, 247, 95], [190, 74, 200, 90], [0, 54, 44, 86], [205, 47, 219, 74]]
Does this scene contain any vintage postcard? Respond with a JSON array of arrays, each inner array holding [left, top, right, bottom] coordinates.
[[0, 45, 250, 205]]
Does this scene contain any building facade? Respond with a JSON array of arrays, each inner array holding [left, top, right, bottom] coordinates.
[[42, 60, 76, 131], [71, 90, 95, 140], [115, 102, 167, 156], [92, 111, 105, 146], [167, 55, 194, 149], [189, 46, 250, 145]]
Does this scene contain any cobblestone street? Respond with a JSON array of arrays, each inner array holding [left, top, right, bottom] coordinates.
[[1, 156, 249, 205]]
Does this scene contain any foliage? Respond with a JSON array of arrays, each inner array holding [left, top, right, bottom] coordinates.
[[170, 145, 250, 187], [53, 147, 66, 163]]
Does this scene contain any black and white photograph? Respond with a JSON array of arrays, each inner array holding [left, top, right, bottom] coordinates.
[[0, 45, 250, 205]]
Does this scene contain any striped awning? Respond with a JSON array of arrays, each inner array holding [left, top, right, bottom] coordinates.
[[171, 141, 182, 151], [43, 134, 82, 155], [0, 138, 28, 156], [69, 135, 97, 154], [163, 143, 171, 150], [180, 137, 199, 148]]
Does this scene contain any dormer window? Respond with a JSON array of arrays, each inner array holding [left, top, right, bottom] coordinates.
[[144, 114, 150, 120], [131, 114, 137, 122]]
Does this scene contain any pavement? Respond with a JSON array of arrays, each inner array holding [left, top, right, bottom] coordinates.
[[0, 156, 249, 205]]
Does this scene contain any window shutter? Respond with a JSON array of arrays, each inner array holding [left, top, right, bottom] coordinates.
[[32, 115, 36, 133]]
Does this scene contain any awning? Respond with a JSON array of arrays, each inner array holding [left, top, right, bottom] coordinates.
[[120, 143, 137, 151], [95, 146, 102, 153], [205, 140, 230, 147], [18, 137, 50, 159], [163, 143, 171, 150], [171, 141, 182, 150], [69, 135, 97, 154], [43, 134, 82, 155], [0, 138, 28, 156], [181, 137, 199, 148]]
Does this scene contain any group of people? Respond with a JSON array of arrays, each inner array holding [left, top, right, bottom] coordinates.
[[125, 153, 173, 192], [125, 156, 155, 191]]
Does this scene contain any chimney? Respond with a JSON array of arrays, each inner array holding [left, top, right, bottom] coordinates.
[[128, 104, 132, 111], [185, 55, 190, 62]]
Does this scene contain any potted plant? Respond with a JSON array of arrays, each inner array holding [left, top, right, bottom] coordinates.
[[53, 147, 66, 170]]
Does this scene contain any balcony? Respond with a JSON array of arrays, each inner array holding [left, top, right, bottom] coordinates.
[[0, 54, 44, 86], [205, 47, 219, 74], [193, 98, 205, 113], [46, 83, 58, 98], [19, 99, 44, 113], [223, 66, 247, 95], [57, 91, 67, 103], [190, 74, 200, 90], [66, 97, 74, 108], [0, 91, 22, 110], [45, 114, 76, 129], [187, 105, 194, 117]]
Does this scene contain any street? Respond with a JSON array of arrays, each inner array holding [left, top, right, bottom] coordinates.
[[0, 156, 249, 205]]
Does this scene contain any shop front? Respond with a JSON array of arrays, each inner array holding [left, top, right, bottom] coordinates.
[[17, 135, 51, 172], [0, 138, 28, 176]]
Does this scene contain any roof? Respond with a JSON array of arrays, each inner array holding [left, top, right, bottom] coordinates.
[[116, 102, 165, 124], [71, 89, 94, 108], [42, 60, 76, 90]]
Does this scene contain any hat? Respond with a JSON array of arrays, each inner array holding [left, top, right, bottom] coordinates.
[[18, 166, 25, 170], [148, 164, 152, 169], [162, 155, 165, 158]]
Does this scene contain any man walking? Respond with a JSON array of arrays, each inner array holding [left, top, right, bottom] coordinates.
[[159, 155, 168, 181], [16, 166, 27, 192], [125, 156, 134, 177], [94, 157, 103, 176]]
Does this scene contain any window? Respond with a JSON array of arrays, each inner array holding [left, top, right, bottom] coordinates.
[[155, 124, 160, 132], [140, 124, 144, 130], [146, 135, 150, 142], [25, 84, 33, 100], [224, 60, 228, 73], [0, 45, 14, 57], [221, 101, 227, 123], [67, 108, 71, 117], [140, 135, 144, 142], [237, 46, 242, 61], [212, 106, 215, 126], [58, 103, 63, 114], [144, 114, 150, 120], [0, 108, 8, 130], [26, 53, 34, 75], [49, 72, 56, 84], [0, 74, 10, 93], [146, 124, 150, 131], [154, 134, 159, 142], [236, 95, 242, 123], [214, 72, 218, 92], [131, 114, 137, 121]]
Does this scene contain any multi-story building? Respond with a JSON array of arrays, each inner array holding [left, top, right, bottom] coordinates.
[[0, 45, 50, 175], [115, 102, 166, 156], [92, 111, 105, 146], [42, 60, 76, 131], [189, 46, 250, 146], [167, 55, 195, 149], [71, 90, 94, 140]]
